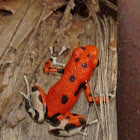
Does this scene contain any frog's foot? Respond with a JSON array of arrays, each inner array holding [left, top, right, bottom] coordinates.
[[44, 46, 66, 73], [19, 75, 46, 122], [49, 126, 88, 136], [109, 87, 116, 101], [19, 75, 32, 109], [49, 46, 66, 67], [48, 113, 98, 136], [109, 93, 115, 99]]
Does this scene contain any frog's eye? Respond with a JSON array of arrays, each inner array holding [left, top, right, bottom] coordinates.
[[96, 60, 99, 67]]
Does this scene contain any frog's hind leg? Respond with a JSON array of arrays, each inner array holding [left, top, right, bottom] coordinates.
[[48, 113, 98, 136], [19, 75, 47, 123]]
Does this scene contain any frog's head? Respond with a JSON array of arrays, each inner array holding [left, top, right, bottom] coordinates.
[[85, 45, 99, 69], [72, 45, 99, 70]]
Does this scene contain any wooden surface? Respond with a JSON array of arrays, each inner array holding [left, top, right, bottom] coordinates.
[[117, 0, 140, 139], [0, 0, 117, 140]]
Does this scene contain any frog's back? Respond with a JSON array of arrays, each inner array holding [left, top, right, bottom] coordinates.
[[46, 45, 98, 117]]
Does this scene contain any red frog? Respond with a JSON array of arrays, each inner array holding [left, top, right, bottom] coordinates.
[[20, 45, 111, 136]]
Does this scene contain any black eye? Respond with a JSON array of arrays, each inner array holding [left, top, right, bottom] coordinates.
[[96, 60, 99, 67]]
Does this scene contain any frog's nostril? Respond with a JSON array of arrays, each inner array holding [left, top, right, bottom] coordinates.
[[87, 53, 92, 58]]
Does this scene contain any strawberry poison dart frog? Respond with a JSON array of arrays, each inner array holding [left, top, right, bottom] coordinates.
[[20, 45, 110, 136]]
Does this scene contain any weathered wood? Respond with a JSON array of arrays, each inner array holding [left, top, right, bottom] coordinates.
[[117, 0, 140, 139]]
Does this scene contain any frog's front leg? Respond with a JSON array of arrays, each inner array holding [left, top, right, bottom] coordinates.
[[48, 112, 98, 136], [83, 82, 115, 105], [19, 75, 47, 123], [44, 46, 66, 73]]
